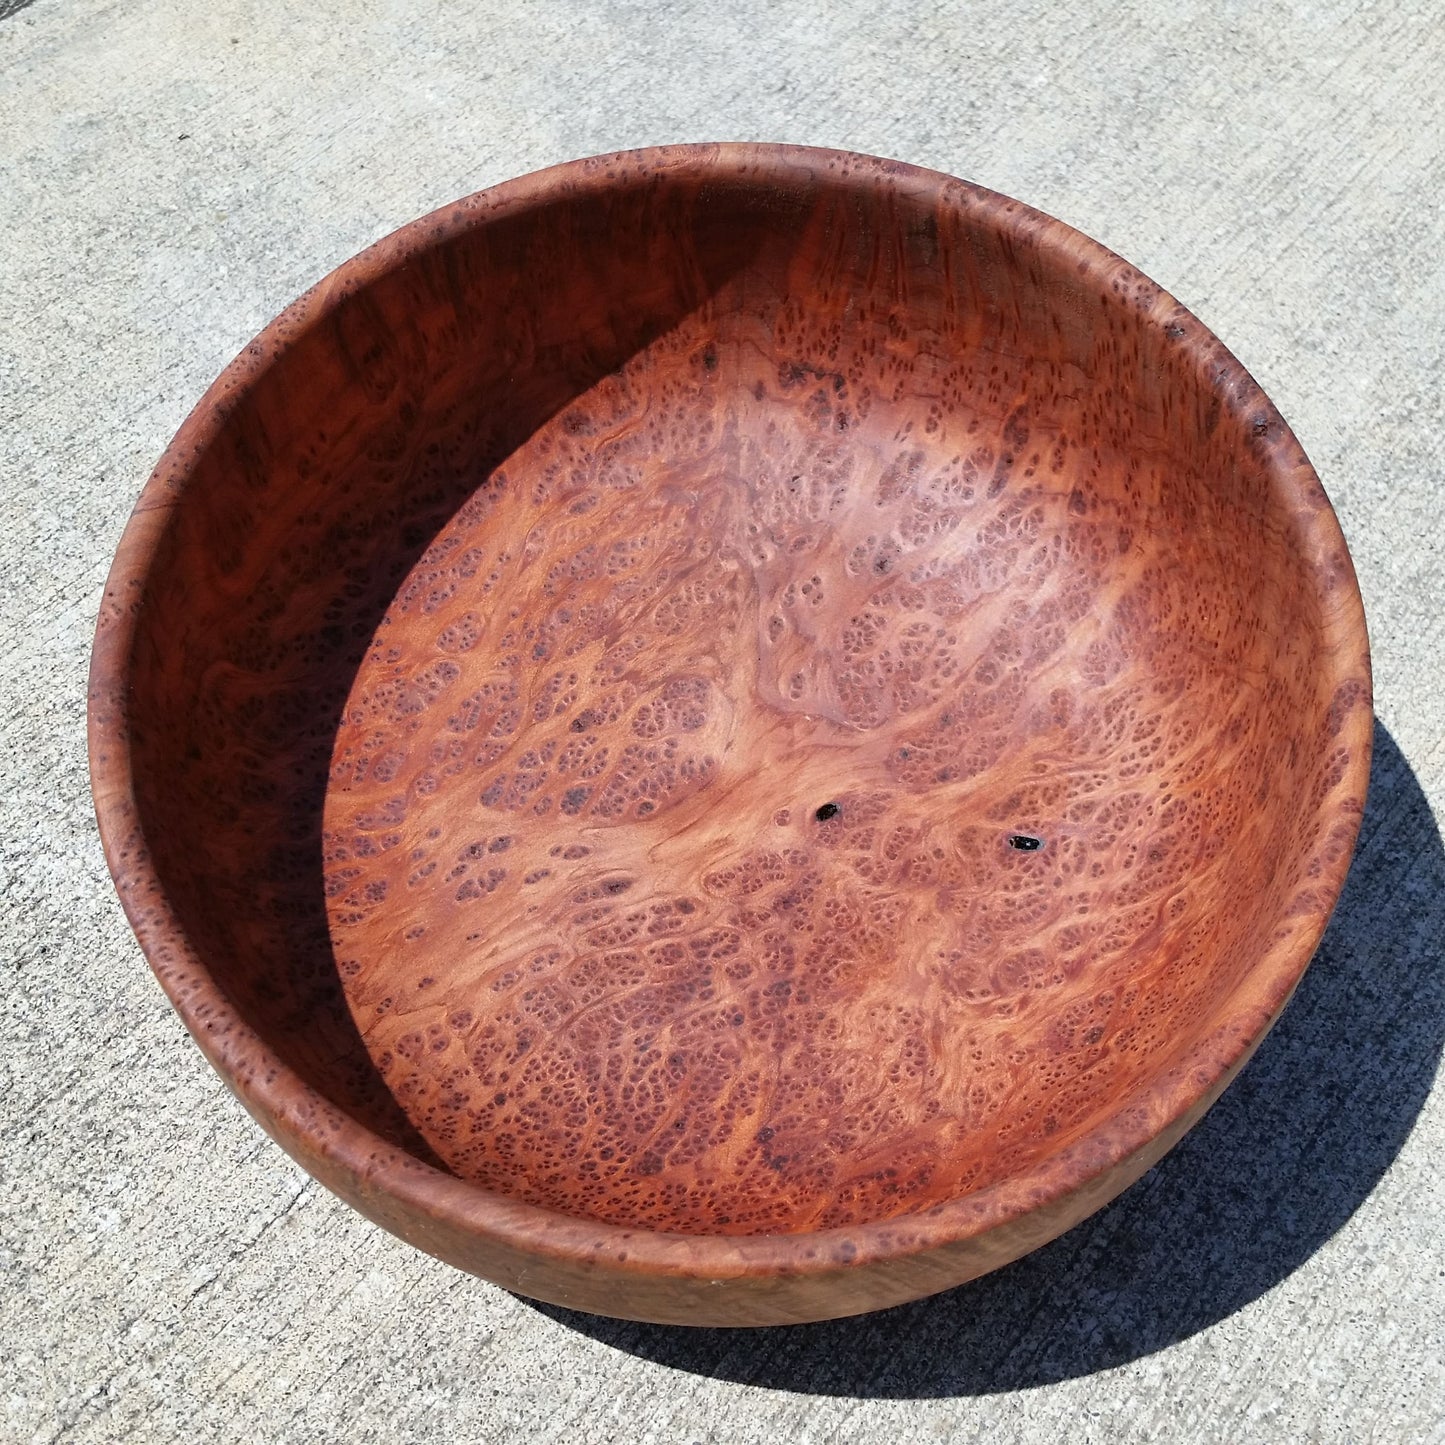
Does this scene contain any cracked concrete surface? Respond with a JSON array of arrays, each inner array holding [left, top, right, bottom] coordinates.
[[3, 1, 1443, 1440]]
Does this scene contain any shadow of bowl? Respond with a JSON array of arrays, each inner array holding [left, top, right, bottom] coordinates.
[[532, 718, 1444, 1391]]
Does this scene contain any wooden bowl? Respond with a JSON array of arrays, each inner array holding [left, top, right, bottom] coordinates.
[[89, 144, 1372, 1326]]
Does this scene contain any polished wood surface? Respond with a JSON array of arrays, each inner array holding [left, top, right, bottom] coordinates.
[[89, 144, 1372, 1324]]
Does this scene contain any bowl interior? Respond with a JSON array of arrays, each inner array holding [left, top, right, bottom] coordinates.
[[115, 153, 1366, 1238]]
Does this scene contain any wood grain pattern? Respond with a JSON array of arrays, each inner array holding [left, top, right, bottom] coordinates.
[[88, 144, 1372, 1325]]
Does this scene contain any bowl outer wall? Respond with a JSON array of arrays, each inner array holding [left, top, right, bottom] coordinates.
[[86, 142, 1374, 1326]]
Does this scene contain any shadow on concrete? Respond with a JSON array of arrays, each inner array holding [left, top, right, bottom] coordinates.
[[535, 718, 1444, 1395]]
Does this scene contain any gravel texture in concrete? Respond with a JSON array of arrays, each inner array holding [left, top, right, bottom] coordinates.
[[3, 1, 1443, 1441]]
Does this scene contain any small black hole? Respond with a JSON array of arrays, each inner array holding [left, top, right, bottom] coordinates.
[[1008, 833, 1043, 851], [815, 802, 840, 821]]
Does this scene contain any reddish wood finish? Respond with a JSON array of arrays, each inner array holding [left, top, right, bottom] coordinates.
[[88, 144, 1372, 1325]]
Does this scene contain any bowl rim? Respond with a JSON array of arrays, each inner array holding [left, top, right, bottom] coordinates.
[[87, 141, 1374, 1286]]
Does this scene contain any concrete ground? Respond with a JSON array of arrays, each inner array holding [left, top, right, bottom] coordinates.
[[3, 1, 1443, 1440]]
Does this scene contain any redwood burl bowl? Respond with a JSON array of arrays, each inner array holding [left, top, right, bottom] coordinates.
[[89, 144, 1372, 1326]]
